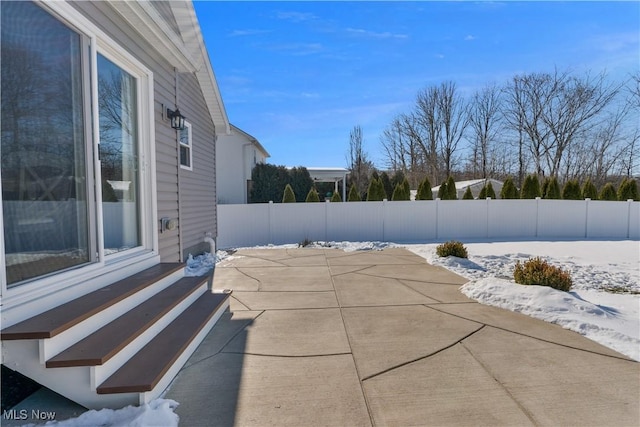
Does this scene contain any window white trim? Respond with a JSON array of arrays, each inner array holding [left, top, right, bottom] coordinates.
[[1, 0, 159, 323], [179, 121, 193, 171]]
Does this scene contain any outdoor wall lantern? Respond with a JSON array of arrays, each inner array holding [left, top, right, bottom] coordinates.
[[167, 108, 186, 130]]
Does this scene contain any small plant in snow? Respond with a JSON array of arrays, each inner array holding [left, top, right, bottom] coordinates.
[[436, 240, 468, 258], [299, 238, 313, 247], [513, 257, 572, 291]]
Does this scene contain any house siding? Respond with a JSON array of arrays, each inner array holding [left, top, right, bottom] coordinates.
[[216, 128, 268, 204], [68, 1, 217, 262], [150, 1, 181, 37], [178, 72, 217, 259], [216, 131, 250, 204]]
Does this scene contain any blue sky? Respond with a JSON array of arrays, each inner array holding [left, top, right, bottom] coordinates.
[[194, 1, 640, 169]]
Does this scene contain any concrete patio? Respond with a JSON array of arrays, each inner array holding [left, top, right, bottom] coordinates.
[[166, 247, 640, 427]]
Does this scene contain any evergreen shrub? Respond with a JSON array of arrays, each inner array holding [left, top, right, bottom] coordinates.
[[282, 184, 296, 203], [366, 177, 385, 201], [437, 180, 448, 199], [479, 181, 496, 199], [436, 240, 468, 258], [521, 174, 541, 199], [562, 180, 582, 200], [542, 176, 561, 199], [599, 183, 618, 201], [330, 191, 342, 202], [462, 187, 474, 200], [416, 176, 433, 200], [513, 257, 572, 291], [446, 176, 457, 200], [500, 177, 518, 199], [381, 172, 394, 200], [582, 178, 598, 200], [347, 184, 361, 201], [618, 178, 639, 201], [305, 188, 320, 202]]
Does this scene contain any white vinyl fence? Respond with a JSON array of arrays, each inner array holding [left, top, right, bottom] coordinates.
[[217, 199, 640, 249]]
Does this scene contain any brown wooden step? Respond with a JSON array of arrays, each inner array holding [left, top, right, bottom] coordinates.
[[46, 276, 209, 368], [97, 291, 230, 394], [1, 263, 184, 340]]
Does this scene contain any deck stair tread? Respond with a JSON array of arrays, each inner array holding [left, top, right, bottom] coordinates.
[[97, 291, 230, 394], [1, 263, 184, 340], [45, 276, 208, 368]]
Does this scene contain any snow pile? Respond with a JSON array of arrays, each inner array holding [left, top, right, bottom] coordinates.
[[28, 399, 179, 427], [307, 241, 396, 252], [405, 240, 640, 361], [184, 250, 235, 276]]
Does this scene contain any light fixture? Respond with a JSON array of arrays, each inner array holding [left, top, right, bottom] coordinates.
[[167, 108, 186, 130]]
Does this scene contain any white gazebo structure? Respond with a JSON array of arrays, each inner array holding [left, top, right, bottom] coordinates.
[[307, 167, 350, 201]]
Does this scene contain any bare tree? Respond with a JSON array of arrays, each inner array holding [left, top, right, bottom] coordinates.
[[541, 70, 621, 177], [346, 125, 373, 195], [436, 81, 468, 179], [468, 83, 502, 178], [501, 77, 529, 186], [380, 116, 409, 172], [414, 86, 442, 183]]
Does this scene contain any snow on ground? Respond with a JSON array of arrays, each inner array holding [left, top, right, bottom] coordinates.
[[38, 239, 638, 426], [404, 239, 639, 361], [23, 399, 178, 427]]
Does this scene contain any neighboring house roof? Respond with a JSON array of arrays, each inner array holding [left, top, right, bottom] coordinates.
[[305, 167, 350, 182], [109, 1, 230, 134], [230, 124, 270, 158], [431, 178, 503, 193]]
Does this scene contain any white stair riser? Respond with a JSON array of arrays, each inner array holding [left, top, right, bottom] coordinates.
[[140, 298, 231, 405], [2, 340, 137, 409], [2, 278, 229, 410], [90, 282, 208, 389], [40, 268, 185, 364]]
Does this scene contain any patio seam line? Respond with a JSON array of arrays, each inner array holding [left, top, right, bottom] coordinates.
[[400, 282, 456, 303], [339, 302, 442, 309], [460, 340, 539, 425], [284, 248, 326, 258], [360, 324, 486, 382], [236, 290, 335, 293], [398, 278, 471, 287], [329, 265, 376, 277], [228, 255, 290, 267], [178, 310, 266, 372], [230, 305, 340, 312], [230, 295, 251, 311], [353, 269, 468, 286], [427, 306, 637, 362], [219, 351, 353, 358], [230, 267, 262, 287], [326, 252, 376, 427], [396, 282, 446, 303]]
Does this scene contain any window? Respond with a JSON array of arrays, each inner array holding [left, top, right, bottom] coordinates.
[[179, 121, 192, 170], [1, 1, 154, 289]]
